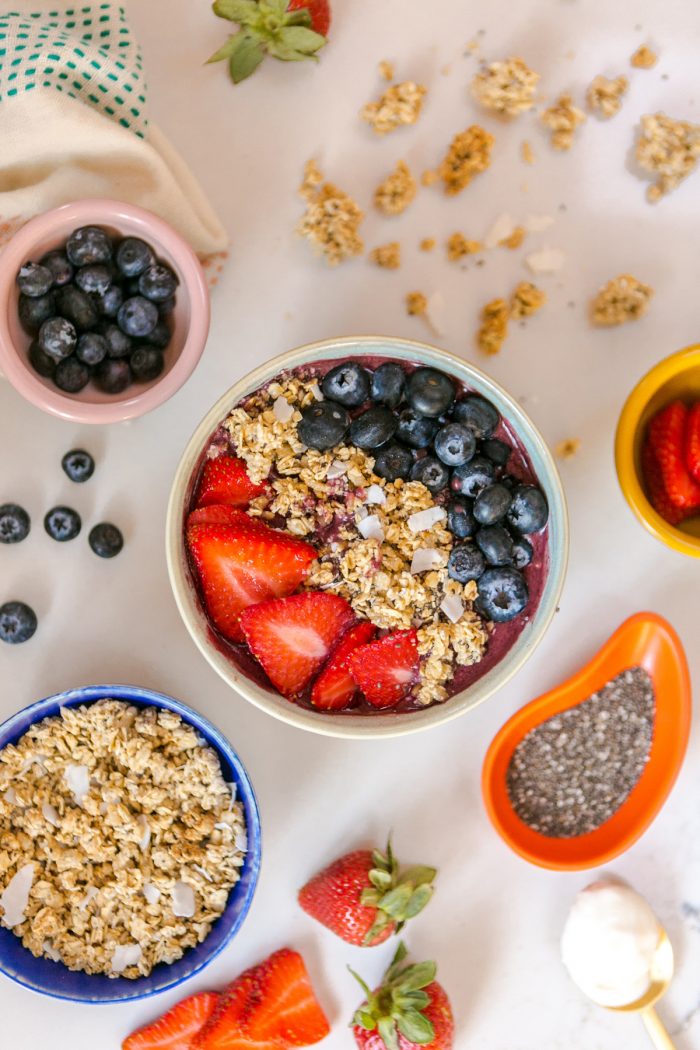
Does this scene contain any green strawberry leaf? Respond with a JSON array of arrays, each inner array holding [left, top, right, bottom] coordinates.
[[348, 966, 374, 1003], [228, 32, 265, 81], [265, 0, 289, 16], [395, 990, 430, 1010], [404, 884, 434, 919], [213, 0, 258, 22], [378, 1016, 400, 1050], [369, 868, 394, 891], [278, 25, 326, 51], [207, 33, 246, 63], [354, 1008, 377, 1031], [396, 960, 436, 992], [378, 883, 413, 919], [398, 865, 437, 888], [284, 8, 312, 25], [396, 1009, 435, 1045]]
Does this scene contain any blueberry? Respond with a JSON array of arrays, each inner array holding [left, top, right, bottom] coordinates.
[[297, 400, 349, 450], [96, 358, 132, 394], [477, 567, 529, 622], [28, 340, 56, 378], [373, 443, 413, 481], [0, 504, 30, 544], [138, 263, 178, 303], [348, 406, 397, 449], [115, 237, 154, 278], [92, 283, 123, 319], [448, 543, 486, 583], [406, 367, 456, 418], [411, 455, 450, 494], [147, 320, 171, 349], [371, 362, 405, 408], [450, 455, 495, 498], [158, 296, 176, 317], [476, 524, 514, 566], [44, 505, 81, 542], [54, 356, 90, 393], [16, 262, 53, 298], [0, 601, 37, 644], [452, 395, 500, 438], [74, 263, 112, 295], [41, 250, 73, 287], [89, 522, 124, 558], [38, 316, 77, 359], [511, 534, 533, 569], [434, 422, 477, 467], [76, 331, 108, 366], [507, 485, 549, 534], [101, 323, 132, 358], [396, 408, 438, 449], [66, 226, 112, 266], [447, 496, 476, 539], [474, 483, 513, 526], [62, 449, 95, 483], [321, 362, 371, 407], [130, 346, 164, 382], [19, 292, 55, 334], [55, 285, 99, 330], [117, 296, 158, 338], [481, 438, 511, 468]]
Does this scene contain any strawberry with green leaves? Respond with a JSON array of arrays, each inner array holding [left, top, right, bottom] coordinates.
[[209, 0, 330, 84], [350, 943, 454, 1050], [298, 838, 437, 947]]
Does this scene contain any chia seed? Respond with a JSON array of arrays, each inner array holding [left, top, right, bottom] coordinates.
[[506, 667, 655, 838]]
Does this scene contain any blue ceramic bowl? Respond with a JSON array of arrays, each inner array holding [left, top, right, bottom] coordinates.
[[0, 684, 261, 1003]]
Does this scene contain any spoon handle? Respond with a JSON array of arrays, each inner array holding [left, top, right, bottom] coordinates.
[[641, 1006, 676, 1050]]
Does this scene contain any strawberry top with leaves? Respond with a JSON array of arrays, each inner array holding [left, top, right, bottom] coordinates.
[[351, 943, 454, 1050], [298, 838, 437, 947], [210, 0, 329, 84]]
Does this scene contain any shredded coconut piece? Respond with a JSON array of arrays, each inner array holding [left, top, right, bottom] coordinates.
[[143, 883, 161, 906], [360, 81, 427, 134], [192, 864, 213, 883], [438, 126, 494, 195], [447, 233, 482, 260], [64, 764, 89, 807], [365, 484, 386, 505], [273, 395, 295, 423], [41, 802, 59, 827], [590, 274, 653, 326], [440, 594, 465, 623], [111, 944, 142, 974], [374, 161, 417, 215], [631, 45, 657, 69], [411, 548, 445, 574], [326, 459, 348, 481], [309, 380, 323, 401], [369, 242, 401, 269], [556, 438, 581, 459], [485, 213, 517, 249], [587, 75, 628, 119], [0, 863, 34, 927], [541, 95, 586, 150], [137, 814, 151, 852], [471, 57, 540, 116], [78, 886, 99, 911], [511, 281, 546, 319], [172, 881, 196, 919], [4, 787, 17, 805], [525, 247, 565, 274], [408, 507, 446, 533], [358, 514, 385, 541], [42, 940, 61, 962], [234, 829, 248, 853], [477, 298, 509, 355], [298, 164, 364, 265], [636, 113, 700, 201]]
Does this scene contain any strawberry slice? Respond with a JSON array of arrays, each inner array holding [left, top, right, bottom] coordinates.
[[240, 591, 355, 697], [685, 401, 700, 484], [641, 440, 688, 526], [310, 621, 376, 710], [196, 454, 270, 510], [187, 522, 317, 643], [123, 991, 218, 1050], [193, 974, 258, 1050], [242, 948, 330, 1046], [347, 629, 420, 709], [187, 506, 255, 529], [647, 401, 700, 510]]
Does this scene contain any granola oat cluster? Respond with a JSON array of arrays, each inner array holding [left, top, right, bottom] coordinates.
[[590, 274, 654, 326], [447, 233, 482, 261], [586, 75, 628, 119], [0, 701, 246, 978], [471, 57, 540, 116], [541, 94, 586, 150], [631, 45, 658, 70], [297, 161, 365, 265], [374, 160, 417, 215], [477, 283, 546, 353], [438, 126, 495, 195], [360, 81, 427, 135], [369, 242, 402, 269], [635, 113, 700, 201]]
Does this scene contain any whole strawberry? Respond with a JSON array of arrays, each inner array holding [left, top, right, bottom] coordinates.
[[209, 0, 330, 84], [298, 839, 436, 946], [351, 942, 454, 1050]]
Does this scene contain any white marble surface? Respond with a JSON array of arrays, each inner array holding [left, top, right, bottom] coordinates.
[[1, 0, 700, 1046]]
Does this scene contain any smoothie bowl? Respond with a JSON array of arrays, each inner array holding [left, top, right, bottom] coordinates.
[[167, 337, 568, 738]]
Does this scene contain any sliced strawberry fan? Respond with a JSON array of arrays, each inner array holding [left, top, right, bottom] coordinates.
[[310, 620, 376, 710], [642, 400, 700, 525]]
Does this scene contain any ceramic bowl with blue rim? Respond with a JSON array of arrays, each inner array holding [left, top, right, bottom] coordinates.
[[0, 684, 261, 1003]]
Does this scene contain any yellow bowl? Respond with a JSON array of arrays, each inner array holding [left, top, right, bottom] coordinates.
[[615, 343, 700, 557]]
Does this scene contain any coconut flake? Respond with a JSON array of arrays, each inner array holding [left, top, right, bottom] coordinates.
[[42, 940, 61, 962], [407, 507, 446, 533], [273, 395, 294, 423], [358, 514, 385, 542], [365, 484, 386, 506], [440, 594, 465, 623], [111, 943, 142, 973], [64, 764, 90, 806], [425, 291, 447, 337], [525, 247, 565, 274], [309, 380, 324, 401], [485, 213, 517, 248], [78, 886, 99, 910], [137, 815, 151, 852], [525, 213, 555, 232], [4, 787, 17, 806], [192, 864, 213, 883], [143, 883, 161, 906], [326, 459, 348, 481], [410, 548, 444, 574], [0, 864, 34, 927], [42, 802, 60, 827], [234, 828, 248, 853], [172, 881, 196, 918]]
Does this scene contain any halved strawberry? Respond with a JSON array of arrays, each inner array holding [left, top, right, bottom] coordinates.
[[196, 455, 270, 510], [240, 591, 355, 697], [685, 401, 700, 484], [310, 621, 376, 710], [188, 506, 254, 529], [241, 948, 330, 1046], [347, 629, 420, 709], [647, 401, 700, 510], [123, 991, 218, 1050], [641, 440, 688, 526], [187, 522, 317, 643]]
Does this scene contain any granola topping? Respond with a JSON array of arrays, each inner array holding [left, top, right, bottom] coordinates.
[[510, 281, 547, 319], [447, 233, 482, 261], [438, 126, 494, 195], [374, 160, 417, 215], [360, 81, 427, 135], [406, 291, 428, 317], [298, 162, 364, 265], [369, 242, 401, 269], [586, 75, 628, 119], [591, 274, 654, 326], [477, 298, 510, 355], [636, 113, 700, 202], [541, 94, 586, 150], [631, 45, 658, 69], [471, 57, 540, 116]]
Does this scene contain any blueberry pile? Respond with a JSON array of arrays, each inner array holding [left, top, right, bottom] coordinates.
[[17, 226, 177, 395], [298, 361, 549, 624]]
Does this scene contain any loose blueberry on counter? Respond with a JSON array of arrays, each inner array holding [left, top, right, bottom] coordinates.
[[473, 483, 513, 526], [348, 406, 397, 449], [138, 263, 178, 303], [89, 522, 124, 558], [507, 484, 549, 533], [74, 263, 112, 295], [130, 346, 165, 382], [38, 316, 77, 360], [406, 367, 456, 418], [373, 443, 413, 481], [115, 237, 154, 278], [19, 292, 55, 334], [55, 285, 99, 330], [41, 250, 73, 287], [321, 362, 371, 407], [101, 323, 132, 358], [477, 566, 529, 622], [298, 400, 349, 450], [76, 332, 108, 366], [44, 506, 81, 542], [371, 361, 405, 408], [451, 455, 495, 498], [66, 226, 112, 267], [481, 438, 511, 468], [411, 455, 450, 494], [395, 408, 438, 449], [29, 341, 56, 378], [434, 422, 477, 467], [92, 284, 123, 319], [117, 296, 158, 338], [54, 357, 90, 393], [62, 449, 95, 483], [96, 358, 132, 394], [447, 496, 476, 539], [16, 262, 53, 298], [476, 524, 514, 566], [0, 601, 37, 644], [448, 543, 486, 583], [0, 504, 30, 544], [147, 320, 171, 350], [452, 395, 500, 438], [511, 533, 533, 569]]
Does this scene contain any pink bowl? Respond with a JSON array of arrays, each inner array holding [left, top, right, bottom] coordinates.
[[0, 199, 210, 423]]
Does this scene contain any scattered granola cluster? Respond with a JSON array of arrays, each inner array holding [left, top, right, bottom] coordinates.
[[406, 291, 428, 317], [471, 57, 540, 116], [369, 242, 401, 269], [590, 274, 654, 326], [447, 232, 482, 261], [635, 112, 700, 201], [0, 701, 246, 978], [420, 237, 436, 252], [378, 59, 394, 82], [477, 282, 546, 353], [541, 94, 586, 150], [298, 161, 365, 265], [374, 160, 417, 215], [631, 45, 658, 69], [510, 281, 547, 319], [360, 81, 427, 135], [586, 75, 629, 119], [438, 125, 495, 195], [556, 438, 582, 459]]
